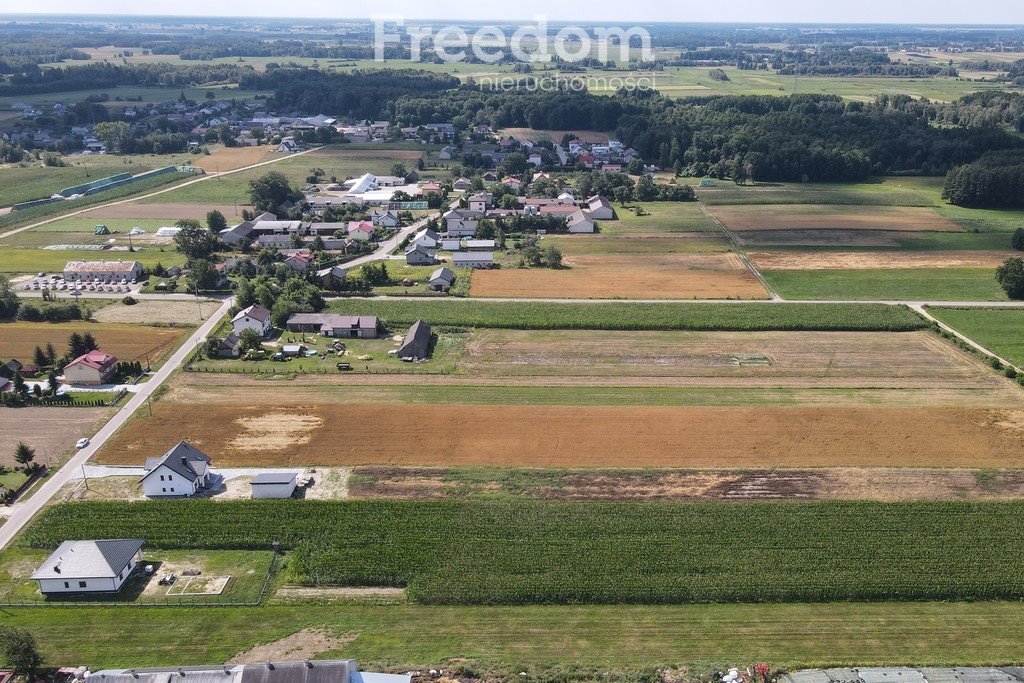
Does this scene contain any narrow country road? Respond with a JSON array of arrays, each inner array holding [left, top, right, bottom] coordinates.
[[0, 297, 235, 550]]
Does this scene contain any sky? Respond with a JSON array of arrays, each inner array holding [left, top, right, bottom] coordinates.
[[3, 0, 1024, 24]]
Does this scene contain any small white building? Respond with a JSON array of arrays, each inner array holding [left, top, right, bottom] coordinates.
[[452, 251, 493, 268], [586, 195, 616, 220], [251, 472, 298, 499], [567, 209, 596, 234], [371, 209, 400, 228], [140, 441, 212, 498], [411, 228, 439, 249], [31, 539, 144, 595], [231, 304, 272, 338]]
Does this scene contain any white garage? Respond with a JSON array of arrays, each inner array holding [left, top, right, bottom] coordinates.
[[251, 472, 298, 499]]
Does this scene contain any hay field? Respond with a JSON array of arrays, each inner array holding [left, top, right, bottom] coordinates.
[[750, 250, 1015, 270], [457, 329, 1008, 389], [92, 300, 215, 325], [708, 204, 961, 232], [0, 322, 189, 364], [93, 403, 1024, 469], [82, 203, 245, 221], [470, 253, 767, 299], [0, 407, 110, 466]]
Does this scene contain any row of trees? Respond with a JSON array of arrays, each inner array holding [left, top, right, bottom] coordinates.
[[942, 151, 1024, 208]]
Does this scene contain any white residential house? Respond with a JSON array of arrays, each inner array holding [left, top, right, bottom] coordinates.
[[31, 539, 144, 595], [452, 251, 493, 268], [467, 192, 492, 213], [412, 228, 439, 249], [439, 145, 457, 160], [567, 209, 597, 234], [405, 245, 437, 266], [140, 441, 213, 498], [231, 304, 272, 338], [371, 209, 400, 228], [251, 472, 298, 499]]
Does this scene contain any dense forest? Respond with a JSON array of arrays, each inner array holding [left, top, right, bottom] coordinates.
[[942, 150, 1024, 208]]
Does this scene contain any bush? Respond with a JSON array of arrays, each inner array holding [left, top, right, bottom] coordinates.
[[122, 295, 137, 306]]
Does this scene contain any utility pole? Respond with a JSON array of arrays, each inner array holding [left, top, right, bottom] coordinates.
[[81, 463, 89, 491]]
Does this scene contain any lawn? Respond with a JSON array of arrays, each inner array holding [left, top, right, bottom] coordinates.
[[325, 299, 928, 331], [25, 499, 1024, 605], [0, 547, 273, 604], [929, 307, 1024, 367], [3, 601, 1024, 672], [0, 85, 270, 108], [0, 247, 184, 275], [762, 268, 1007, 302], [696, 178, 939, 207], [0, 470, 28, 491]]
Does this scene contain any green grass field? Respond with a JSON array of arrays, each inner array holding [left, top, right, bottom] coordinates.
[[3, 601, 1024, 672], [696, 178, 941, 207], [0, 85, 270, 108], [0, 247, 184, 274], [763, 268, 1007, 302], [603, 202, 720, 233], [928, 307, 1024, 367], [326, 299, 927, 331]]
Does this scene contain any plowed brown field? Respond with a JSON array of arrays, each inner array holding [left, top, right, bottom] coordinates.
[[95, 404, 1024, 469], [709, 205, 960, 232], [470, 253, 767, 299], [0, 407, 110, 466]]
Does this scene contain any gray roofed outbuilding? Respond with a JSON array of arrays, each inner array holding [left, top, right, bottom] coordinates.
[[252, 472, 298, 485], [396, 320, 431, 360]]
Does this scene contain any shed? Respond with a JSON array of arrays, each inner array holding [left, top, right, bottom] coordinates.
[[251, 472, 298, 499], [396, 320, 432, 360]]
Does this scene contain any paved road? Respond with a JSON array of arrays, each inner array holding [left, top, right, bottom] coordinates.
[[341, 212, 438, 270], [0, 146, 325, 241], [0, 297, 234, 548]]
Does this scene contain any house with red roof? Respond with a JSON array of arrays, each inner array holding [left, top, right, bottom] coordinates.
[[64, 350, 118, 385], [347, 220, 374, 242]]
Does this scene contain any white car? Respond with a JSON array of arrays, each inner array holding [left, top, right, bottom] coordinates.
[[75, 438, 90, 449]]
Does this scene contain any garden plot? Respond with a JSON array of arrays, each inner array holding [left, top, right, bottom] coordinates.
[[470, 253, 767, 299]]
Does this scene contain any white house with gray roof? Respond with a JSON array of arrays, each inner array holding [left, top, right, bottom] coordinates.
[[231, 304, 272, 338], [140, 441, 212, 498], [88, 659, 410, 683], [31, 539, 144, 595]]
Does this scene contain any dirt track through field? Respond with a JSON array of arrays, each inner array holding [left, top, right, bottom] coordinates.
[[709, 205, 961, 232], [470, 253, 768, 299], [95, 404, 1024, 469], [750, 250, 1015, 270]]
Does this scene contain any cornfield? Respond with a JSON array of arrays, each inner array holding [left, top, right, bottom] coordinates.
[[327, 300, 927, 332], [23, 499, 1024, 605]]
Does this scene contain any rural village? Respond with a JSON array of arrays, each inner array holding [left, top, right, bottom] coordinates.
[[4, 12, 1024, 683]]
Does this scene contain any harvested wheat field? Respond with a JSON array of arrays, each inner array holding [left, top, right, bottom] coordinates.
[[544, 232, 730, 255], [457, 329, 1009, 388], [95, 404, 1024, 469], [307, 148, 425, 160], [83, 203, 246, 221], [193, 145, 279, 172], [0, 322, 189, 364], [709, 205, 960, 232], [0, 407, 110, 466], [470, 253, 767, 299], [750, 250, 1015, 270], [92, 300, 215, 325]]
